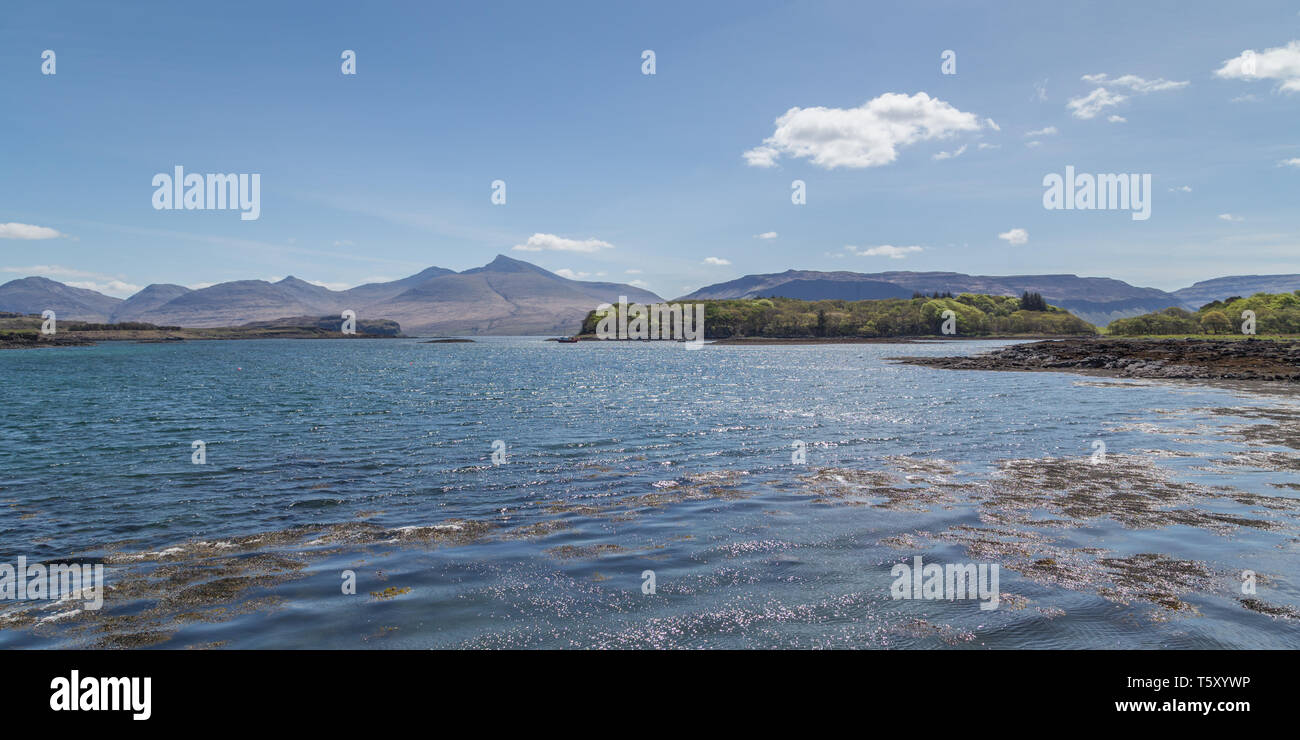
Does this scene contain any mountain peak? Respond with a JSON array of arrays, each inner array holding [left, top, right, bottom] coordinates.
[[462, 254, 551, 275]]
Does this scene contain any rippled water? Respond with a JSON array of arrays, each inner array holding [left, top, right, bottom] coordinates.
[[2, 338, 1298, 648]]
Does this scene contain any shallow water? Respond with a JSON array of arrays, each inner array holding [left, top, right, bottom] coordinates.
[[1, 337, 1297, 648]]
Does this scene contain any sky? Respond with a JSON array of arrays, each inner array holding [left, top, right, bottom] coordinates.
[[2, 0, 1298, 299]]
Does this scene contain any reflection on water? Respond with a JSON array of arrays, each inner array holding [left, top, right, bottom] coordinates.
[[1, 337, 1297, 648]]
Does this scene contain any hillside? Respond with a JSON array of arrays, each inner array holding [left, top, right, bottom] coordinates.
[[580, 293, 1096, 339], [1172, 275, 1300, 310], [0, 276, 123, 322], [0, 256, 661, 336], [677, 270, 1177, 327], [1107, 291, 1300, 335]]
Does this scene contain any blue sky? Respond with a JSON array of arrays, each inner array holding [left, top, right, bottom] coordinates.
[[2, 0, 1298, 299]]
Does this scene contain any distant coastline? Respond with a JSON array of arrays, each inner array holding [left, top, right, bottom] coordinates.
[[0, 314, 403, 349]]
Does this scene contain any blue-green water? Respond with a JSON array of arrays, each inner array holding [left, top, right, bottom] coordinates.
[[2, 338, 1298, 648]]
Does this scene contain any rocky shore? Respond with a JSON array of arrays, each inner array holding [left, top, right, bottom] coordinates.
[[893, 338, 1300, 382], [0, 333, 95, 349]]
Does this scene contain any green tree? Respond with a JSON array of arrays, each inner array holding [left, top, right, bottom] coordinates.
[[1200, 310, 1231, 334]]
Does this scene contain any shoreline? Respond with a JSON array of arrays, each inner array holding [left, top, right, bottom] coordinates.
[[892, 337, 1300, 385]]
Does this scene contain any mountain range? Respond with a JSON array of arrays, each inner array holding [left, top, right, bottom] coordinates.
[[3, 259, 1297, 335], [676, 271, 1300, 327], [0, 256, 662, 336]]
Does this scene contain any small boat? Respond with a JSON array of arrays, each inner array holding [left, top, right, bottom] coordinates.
[[555, 336, 579, 343]]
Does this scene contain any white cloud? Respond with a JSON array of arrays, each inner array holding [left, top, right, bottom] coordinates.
[[187, 282, 215, 290], [625, 269, 642, 274], [1278, 158, 1300, 168], [1033, 79, 1049, 101], [511, 233, 614, 253], [0, 222, 66, 240], [332, 240, 354, 247], [1214, 41, 1300, 93], [306, 279, 352, 291], [977, 142, 1000, 150], [1218, 213, 1244, 222], [1169, 185, 1192, 192], [754, 231, 778, 240], [4, 264, 100, 279], [1107, 115, 1127, 123], [1025, 126, 1058, 137], [554, 268, 591, 279], [984, 118, 1001, 132], [1067, 74, 1187, 120], [998, 228, 1029, 245], [703, 257, 731, 265], [1066, 87, 1129, 119], [1025, 140, 1042, 148], [628, 279, 650, 288], [932, 144, 967, 160], [845, 245, 923, 259], [65, 279, 144, 297], [1081, 73, 1189, 93], [743, 92, 985, 169]]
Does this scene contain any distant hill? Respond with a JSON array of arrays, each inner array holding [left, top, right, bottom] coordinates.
[[1172, 275, 1300, 310], [0, 276, 123, 322], [110, 284, 192, 322], [0, 256, 661, 336], [11, 262, 1300, 336], [679, 270, 1180, 327], [374, 256, 662, 334]]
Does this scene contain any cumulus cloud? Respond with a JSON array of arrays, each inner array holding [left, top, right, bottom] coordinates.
[[1214, 41, 1300, 93], [845, 245, 923, 259], [754, 231, 778, 240], [511, 233, 614, 253], [743, 92, 985, 169], [703, 257, 731, 265], [1025, 126, 1058, 137], [1218, 213, 1244, 222], [1067, 74, 1187, 119], [998, 228, 1029, 245], [0, 222, 66, 239], [1278, 158, 1300, 168], [554, 268, 591, 279], [1107, 115, 1127, 123]]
